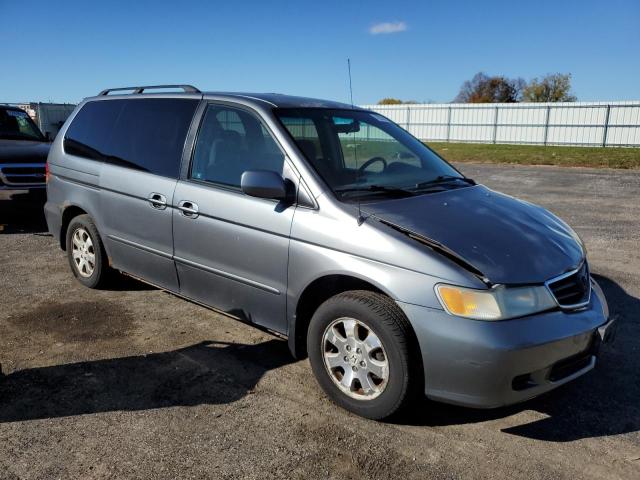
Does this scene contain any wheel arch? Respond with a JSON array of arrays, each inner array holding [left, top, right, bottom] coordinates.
[[288, 273, 420, 361], [60, 203, 107, 256], [59, 204, 89, 251]]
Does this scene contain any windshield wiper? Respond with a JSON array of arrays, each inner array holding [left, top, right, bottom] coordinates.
[[414, 175, 476, 190], [335, 185, 415, 198]]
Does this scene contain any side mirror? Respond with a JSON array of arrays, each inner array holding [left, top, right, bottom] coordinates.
[[241, 170, 287, 200]]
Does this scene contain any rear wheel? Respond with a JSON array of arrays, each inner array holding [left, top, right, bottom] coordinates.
[[307, 290, 420, 420], [66, 214, 111, 289]]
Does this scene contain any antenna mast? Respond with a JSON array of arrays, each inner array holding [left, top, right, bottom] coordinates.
[[348, 59, 354, 107], [348, 59, 365, 225]]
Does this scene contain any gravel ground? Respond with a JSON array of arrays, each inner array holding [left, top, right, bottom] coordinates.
[[0, 164, 639, 480]]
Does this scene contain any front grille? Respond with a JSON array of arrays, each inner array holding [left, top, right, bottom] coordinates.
[[547, 263, 591, 308], [2, 166, 43, 175], [549, 337, 596, 382], [549, 353, 593, 382], [0, 164, 46, 186]]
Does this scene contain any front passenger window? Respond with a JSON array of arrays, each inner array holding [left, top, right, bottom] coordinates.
[[191, 105, 285, 188]]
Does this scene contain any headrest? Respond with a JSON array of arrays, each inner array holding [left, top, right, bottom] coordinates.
[[296, 139, 317, 160], [222, 129, 242, 145], [0, 115, 19, 132]]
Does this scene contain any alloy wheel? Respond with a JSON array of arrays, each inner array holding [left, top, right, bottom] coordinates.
[[321, 317, 389, 400], [71, 227, 95, 278]]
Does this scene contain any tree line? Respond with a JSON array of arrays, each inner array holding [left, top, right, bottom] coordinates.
[[378, 72, 576, 105]]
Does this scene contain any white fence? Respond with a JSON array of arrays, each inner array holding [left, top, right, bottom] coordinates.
[[362, 101, 640, 147]]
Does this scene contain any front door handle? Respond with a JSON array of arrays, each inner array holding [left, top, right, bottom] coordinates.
[[148, 192, 167, 210], [178, 200, 199, 218]]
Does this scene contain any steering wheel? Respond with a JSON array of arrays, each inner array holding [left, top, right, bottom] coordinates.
[[358, 156, 387, 173]]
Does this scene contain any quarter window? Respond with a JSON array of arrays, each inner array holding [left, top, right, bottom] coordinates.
[[190, 105, 285, 188], [64, 98, 198, 178]]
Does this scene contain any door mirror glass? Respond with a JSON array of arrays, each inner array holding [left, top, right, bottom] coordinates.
[[241, 170, 287, 200]]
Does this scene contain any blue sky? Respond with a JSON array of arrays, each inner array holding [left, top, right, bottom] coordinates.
[[2, 0, 638, 104]]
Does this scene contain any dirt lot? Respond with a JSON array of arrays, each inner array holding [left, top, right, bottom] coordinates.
[[0, 164, 639, 480]]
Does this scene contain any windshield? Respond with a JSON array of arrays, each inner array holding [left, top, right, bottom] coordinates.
[[276, 108, 469, 200], [0, 107, 45, 141]]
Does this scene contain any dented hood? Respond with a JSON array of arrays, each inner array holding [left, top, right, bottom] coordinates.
[[364, 185, 585, 285]]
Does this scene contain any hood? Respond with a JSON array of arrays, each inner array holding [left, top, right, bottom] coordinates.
[[364, 185, 584, 285], [0, 139, 51, 164]]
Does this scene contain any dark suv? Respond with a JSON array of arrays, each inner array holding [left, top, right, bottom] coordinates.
[[0, 106, 50, 192]]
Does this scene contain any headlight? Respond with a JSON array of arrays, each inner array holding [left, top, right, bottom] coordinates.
[[435, 284, 557, 320]]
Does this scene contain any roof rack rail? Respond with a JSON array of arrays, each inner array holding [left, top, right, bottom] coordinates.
[[98, 85, 201, 96]]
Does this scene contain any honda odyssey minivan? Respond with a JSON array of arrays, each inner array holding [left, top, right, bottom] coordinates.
[[45, 85, 615, 419]]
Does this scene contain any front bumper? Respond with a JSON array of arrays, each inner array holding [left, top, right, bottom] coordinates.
[[399, 279, 614, 408]]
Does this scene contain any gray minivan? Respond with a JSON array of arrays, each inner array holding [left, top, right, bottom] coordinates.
[[45, 85, 615, 419]]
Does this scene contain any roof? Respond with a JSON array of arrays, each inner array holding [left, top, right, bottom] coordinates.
[[90, 86, 362, 110], [0, 104, 27, 112], [91, 85, 365, 110], [203, 92, 362, 110]]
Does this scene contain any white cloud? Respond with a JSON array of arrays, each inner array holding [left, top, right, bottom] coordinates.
[[369, 21, 407, 35]]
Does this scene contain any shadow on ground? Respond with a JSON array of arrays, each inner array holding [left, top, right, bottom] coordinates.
[[102, 274, 157, 291], [1, 249, 637, 443], [0, 191, 48, 234], [0, 191, 153, 290], [0, 339, 293, 423], [401, 274, 640, 442]]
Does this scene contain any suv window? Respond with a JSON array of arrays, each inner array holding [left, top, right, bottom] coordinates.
[[0, 108, 45, 141], [190, 105, 284, 188], [64, 98, 198, 178]]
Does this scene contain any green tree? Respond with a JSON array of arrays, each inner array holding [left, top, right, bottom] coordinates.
[[454, 72, 525, 103], [377, 98, 418, 105], [521, 73, 577, 102], [378, 98, 403, 105]]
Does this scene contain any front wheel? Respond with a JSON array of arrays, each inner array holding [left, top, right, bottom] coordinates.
[[307, 290, 420, 420]]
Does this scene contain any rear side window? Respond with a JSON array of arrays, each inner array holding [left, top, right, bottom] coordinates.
[[64, 101, 122, 160], [64, 98, 198, 178]]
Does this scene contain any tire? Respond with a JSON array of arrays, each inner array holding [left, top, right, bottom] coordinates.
[[65, 214, 111, 289], [307, 290, 421, 420]]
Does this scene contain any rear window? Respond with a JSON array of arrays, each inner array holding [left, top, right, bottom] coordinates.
[[64, 98, 198, 178]]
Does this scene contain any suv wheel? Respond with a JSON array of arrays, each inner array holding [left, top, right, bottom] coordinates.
[[66, 214, 110, 289], [307, 290, 420, 420]]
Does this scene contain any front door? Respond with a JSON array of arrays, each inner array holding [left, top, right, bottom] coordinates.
[[172, 103, 295, 333]]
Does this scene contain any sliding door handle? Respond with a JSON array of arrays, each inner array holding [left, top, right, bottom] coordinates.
[[148, 193, 167, 210], [178, 200, 199, 218]]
